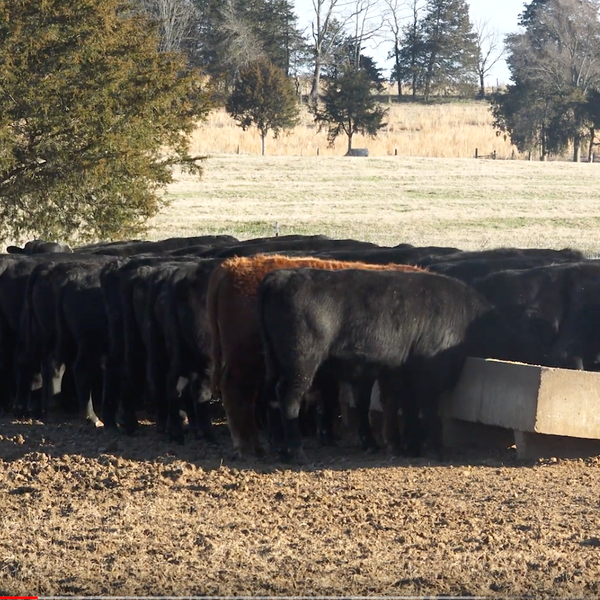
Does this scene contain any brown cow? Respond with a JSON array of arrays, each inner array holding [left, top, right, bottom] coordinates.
[[207, 254, 424, 458]]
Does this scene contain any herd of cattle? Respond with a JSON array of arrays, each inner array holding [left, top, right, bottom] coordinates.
[[0, 234, 597, 464]]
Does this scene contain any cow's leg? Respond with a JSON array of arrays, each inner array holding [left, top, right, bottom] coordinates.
[[312, 372, 339, 446], [377, 372, 405, 455], [410, 360, 453, 461], [353, 377, 378, 450], [101, 352, 120, 429], [260, 373, 285, 454], [220, 360, 263, 459], [276, 369, 316, 465], [73, 350, 102, 426], [191, 373, 217, 443], [38, 357, 59, 420], [165, 376, 187, 444], [14, 359, 34, 418]]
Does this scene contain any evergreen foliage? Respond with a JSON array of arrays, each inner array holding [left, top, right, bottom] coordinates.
[[226, 60, 300, 155], [0, 0, 211, 243], [420, 0, 478, 100], [312, 66, 388, 154]]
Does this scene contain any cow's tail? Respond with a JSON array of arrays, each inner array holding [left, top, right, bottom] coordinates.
[[206, 264, 227, 399], [256, 276, 280, 430]]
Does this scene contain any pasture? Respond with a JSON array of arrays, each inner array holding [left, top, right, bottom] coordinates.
[[151, 154, 600, 255], [3, 147, 600, 596]]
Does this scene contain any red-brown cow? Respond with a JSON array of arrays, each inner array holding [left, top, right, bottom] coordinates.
[[207, 254, 424, 458]]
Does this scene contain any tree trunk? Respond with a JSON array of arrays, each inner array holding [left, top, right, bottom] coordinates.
[[395, 45, 402, 98], [310, 58, 322, 106], [588, 127, 595, 162], [347, 132, 353, 154], [261, 133, 266, 156], [478, 72, 485, 99], [573, 134, 581, 162]]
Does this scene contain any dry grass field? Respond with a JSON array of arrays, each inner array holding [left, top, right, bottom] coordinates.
[[3, 102, 600, 597], [189, 101, 517, 158]]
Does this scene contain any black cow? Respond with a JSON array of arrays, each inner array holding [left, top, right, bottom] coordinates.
[[0, 253, 87, 413], [313, 245, 461, 266], [472, 261, 600, 369], [14, 256, 117, 419], [259, 268, 542, 463], [159, 259, 225, 443], [426, 255, 583, 284], [77, 235, 238, 257], [548, 276, 600, 370], [99, 255, 197, 432], [7, 240, 73, 255], [418, 247, 584, 267], [200, 237, 383, 259], [52, 261, 115, 424], [472, 262, 600, 361]]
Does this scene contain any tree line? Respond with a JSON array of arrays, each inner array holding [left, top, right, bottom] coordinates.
[[0, 0, 599, 243]]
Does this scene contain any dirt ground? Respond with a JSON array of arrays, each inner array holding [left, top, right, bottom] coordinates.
[[1, 414, 600, 597]]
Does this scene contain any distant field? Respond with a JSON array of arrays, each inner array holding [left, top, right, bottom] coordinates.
[[189, 101, 517, 159], [150, 154, 600, 255]]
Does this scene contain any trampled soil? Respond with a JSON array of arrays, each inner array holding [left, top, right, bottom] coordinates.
[[1, 415, 600, 597]]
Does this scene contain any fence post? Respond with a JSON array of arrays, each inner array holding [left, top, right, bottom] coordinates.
[[394, 148, 398, 156], [236, 145, 240, 155], [317, 148, 320, 156], [274, 222, 279, 237], [474, 148, 478, 159]]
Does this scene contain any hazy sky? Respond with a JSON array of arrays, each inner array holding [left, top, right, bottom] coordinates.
[[292, 0, 528, 84]]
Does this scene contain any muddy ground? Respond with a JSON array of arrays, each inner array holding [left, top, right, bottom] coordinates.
[[1, 414, 600, 597]]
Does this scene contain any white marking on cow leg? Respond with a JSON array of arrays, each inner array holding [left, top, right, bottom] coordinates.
[[198, 384, 212, 404], [52, 364, 66, 395], [176, 376, 188, 395], [178, 410, 190, 426], [370, 381, 382, 412], [30, 373, 43, 392], [87, 395, 104, 427]]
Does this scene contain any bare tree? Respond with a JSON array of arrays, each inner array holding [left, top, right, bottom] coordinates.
[[346, 0, 386, 68], [308, 0, 355, 104], [383, 0, 408, 96], [494, 0, 600, 161], [473, 18, 505, 98], [219, 0, 266, 82], [138, 0, 198, 53]]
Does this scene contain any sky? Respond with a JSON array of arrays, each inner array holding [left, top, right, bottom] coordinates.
[[292, 0, 528, 85]]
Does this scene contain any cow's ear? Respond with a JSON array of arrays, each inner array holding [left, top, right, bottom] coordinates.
[[6, 246, 23, 254]]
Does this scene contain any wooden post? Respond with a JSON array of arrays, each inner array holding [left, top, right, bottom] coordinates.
[[236, 145, 240, 155], [274, 222, 279, 237], [474, 148, 478, 159], [317, 148, 319, 156], [528, 151, 532, 161], [394, 148, 398, 156]]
